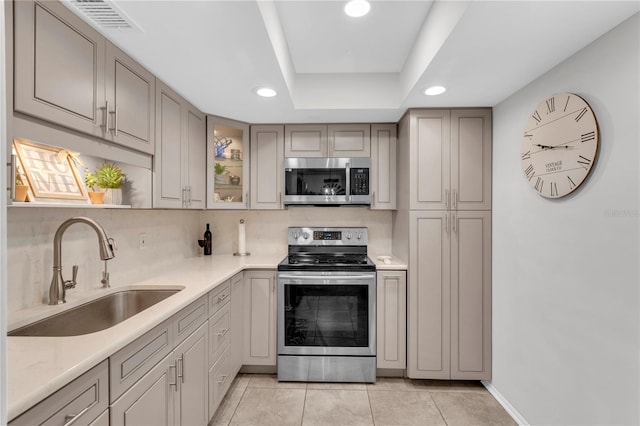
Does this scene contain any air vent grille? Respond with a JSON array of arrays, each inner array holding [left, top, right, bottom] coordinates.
[[65, 0, 140, 30]]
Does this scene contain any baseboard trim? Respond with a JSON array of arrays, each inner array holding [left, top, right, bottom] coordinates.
[[481, 381, 529, 426]]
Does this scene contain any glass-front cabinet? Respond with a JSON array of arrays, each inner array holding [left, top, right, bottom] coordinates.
[[206, 116, 250, 209]]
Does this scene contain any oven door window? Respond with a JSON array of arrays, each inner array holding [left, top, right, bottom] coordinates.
[[283, 284, 368, 347], [284, 168, 347, 196]]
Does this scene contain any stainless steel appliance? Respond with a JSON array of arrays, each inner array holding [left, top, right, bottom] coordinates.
[[277, 227, 376, 383], [284, 158, 371, 206]]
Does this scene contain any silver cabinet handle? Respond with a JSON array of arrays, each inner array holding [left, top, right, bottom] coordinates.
[[217, 328, 229, 338], [114, 106, 119, 136], [101, 101, 109, 131], [453, 189, 458, 209], [63, 405, 92, 426], [246, 192, 249, 208], [188, 186, 192, 206], [445, 214, 449, 235], [182, 187, 187, 208], [177, 354, 184, 383], [452, 213, 457, 234], [169, 363, 177, 388], [445, 189, 449, 209], [217, 374, 229, 385]]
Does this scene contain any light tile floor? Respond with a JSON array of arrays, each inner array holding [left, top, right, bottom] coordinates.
[[210, 374, 517, 426]]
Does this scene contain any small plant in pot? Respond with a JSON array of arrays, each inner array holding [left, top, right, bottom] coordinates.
[[84, 169, 104, 204], [96, 163, 125, 205], [214, 162, 228, 185], [14, 173, 29, 202]]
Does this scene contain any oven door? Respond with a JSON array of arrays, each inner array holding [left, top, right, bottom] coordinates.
[[277, 271, 376, 357]]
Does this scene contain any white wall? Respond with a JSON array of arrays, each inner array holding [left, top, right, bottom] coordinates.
[[492, 13, 639, 425]]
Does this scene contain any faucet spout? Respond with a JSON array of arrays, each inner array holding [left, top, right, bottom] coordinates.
[[48, 217, 116, 305]]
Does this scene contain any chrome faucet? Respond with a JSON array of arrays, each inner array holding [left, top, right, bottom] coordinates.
[[48, 217, 116, 305]]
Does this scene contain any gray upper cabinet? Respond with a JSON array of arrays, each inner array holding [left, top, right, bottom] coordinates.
[[250, 125, 284, 210], [154, 80, 205, 209], [14, 0, 155, 154], [105, 42, 155, 154], [409, 109, 491, 211], [14, 0, 106, 138], [370, 124, 397, 210], [284, 124, 370, 158]]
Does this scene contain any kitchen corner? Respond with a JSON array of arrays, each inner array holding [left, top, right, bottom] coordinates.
[[7, 253, 284, 420]]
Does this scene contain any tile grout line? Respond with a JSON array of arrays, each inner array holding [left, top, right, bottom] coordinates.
[[300, 386, 307, 426], [366, 386, 376, 426], [427, 391, 450, 426], [226, 376, 250, 426]]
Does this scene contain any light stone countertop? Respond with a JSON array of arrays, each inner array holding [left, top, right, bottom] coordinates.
[[7, 252, 407, 421]]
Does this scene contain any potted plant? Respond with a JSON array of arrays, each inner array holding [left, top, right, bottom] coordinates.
[[214, 162, 228, 185], [14, 173, 28, 202], [84, 169, 104, 204], [96, 162, 125, 204]]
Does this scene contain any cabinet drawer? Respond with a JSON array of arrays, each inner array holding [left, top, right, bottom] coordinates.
[[208, 346, 232, 416], [208, 281, 230, 317], [208, 303, 231, 366], [110, 319, 173, 402], [10, 360, 108, 426], [174, 295, 208, 345]]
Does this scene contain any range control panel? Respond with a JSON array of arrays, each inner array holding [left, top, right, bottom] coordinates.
[[288, 227, 368, 246]]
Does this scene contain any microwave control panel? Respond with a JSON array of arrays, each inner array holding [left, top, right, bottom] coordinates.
[[350, 168, 369, 195]]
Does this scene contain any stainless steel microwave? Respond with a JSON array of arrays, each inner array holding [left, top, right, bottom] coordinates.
[[284, 157, 371, 206]]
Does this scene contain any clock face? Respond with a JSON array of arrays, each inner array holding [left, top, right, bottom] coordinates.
[[521, 93, 599, 198]]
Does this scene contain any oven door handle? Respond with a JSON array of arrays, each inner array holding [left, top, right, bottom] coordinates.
[[278, 274, 374, 280]]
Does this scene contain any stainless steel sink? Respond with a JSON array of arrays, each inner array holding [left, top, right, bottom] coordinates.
[[9, 289, 181, 337]]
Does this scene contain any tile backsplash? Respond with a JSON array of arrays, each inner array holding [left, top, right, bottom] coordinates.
[[7, 206, 392, 314]]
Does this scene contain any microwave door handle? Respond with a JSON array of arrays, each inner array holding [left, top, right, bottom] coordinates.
[[345, 162, 351, 202]]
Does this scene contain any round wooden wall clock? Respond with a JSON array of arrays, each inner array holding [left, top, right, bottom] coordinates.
[[521, 93, 599, 198]]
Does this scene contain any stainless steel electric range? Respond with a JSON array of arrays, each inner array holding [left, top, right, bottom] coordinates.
[[277, 227, 376, 383]]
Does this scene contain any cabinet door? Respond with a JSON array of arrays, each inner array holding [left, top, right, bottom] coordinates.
[[328, 124, 371, 157], [450, 211, 491, 380], [14, 0, 106, 138], [250, 125, 284, 210], [370, 124, 397, 210], [105, 42, 155, 154], [284, 124, 327, 157], [410, 110, 451, 210], [9, 361, 108, 426], [243, 271, 277, 366], [110, 353, 176, 426], [376, 271, 406, 369], [154, 80, 183, 208], [184, 104, 206, 209], [451, 109, 492, 211], [407, 211, 451, 379], [230, 272, 244, 376], [175, 323, 209, 426]]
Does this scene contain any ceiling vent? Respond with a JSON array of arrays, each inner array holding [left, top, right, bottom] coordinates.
[[64, 0, 141, 31]]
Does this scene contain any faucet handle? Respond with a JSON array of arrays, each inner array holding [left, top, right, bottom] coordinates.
[[64, 265, 78, 289]]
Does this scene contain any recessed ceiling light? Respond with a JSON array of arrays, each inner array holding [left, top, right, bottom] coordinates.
[[256, 87, 277, 98], [344, 0, 370, 18], [424, 86, 446, 96]]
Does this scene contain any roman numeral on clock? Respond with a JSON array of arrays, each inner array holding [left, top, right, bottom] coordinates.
[[521, 151, 531, 160], [575, 107, 588, 122], [546, 97, 555, 114], [525, 164, 535, 180], [535, 177, 544, 193], [550, 182, 558, 197], [577, 155, 592, 166], [581, 131, 595, 143], [532, 110, 542, 124], [567, 176, 577, 189]]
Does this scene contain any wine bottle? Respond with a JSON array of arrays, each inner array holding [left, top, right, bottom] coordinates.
[[204, 223, 212, 255]]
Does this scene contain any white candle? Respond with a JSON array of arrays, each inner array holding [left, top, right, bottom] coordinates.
[[238, 219, 246, 254]]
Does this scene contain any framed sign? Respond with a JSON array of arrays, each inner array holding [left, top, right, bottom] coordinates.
[[13, 138, 88, 201]]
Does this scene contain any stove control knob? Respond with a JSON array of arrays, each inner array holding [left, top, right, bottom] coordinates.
[[346, 232, 352, 240], [292, 231, 299, 239], [357, 232, 363, 240], [302, 232, 310, 240]]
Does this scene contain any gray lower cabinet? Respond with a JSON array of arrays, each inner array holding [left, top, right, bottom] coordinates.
[[407, 210, 491, 380], [376, 270, 407, 370], [229, 272, 244, 377], [9, 360, 109, 426], [243, 270, 277, 366], [111, 298, 209, 425]]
